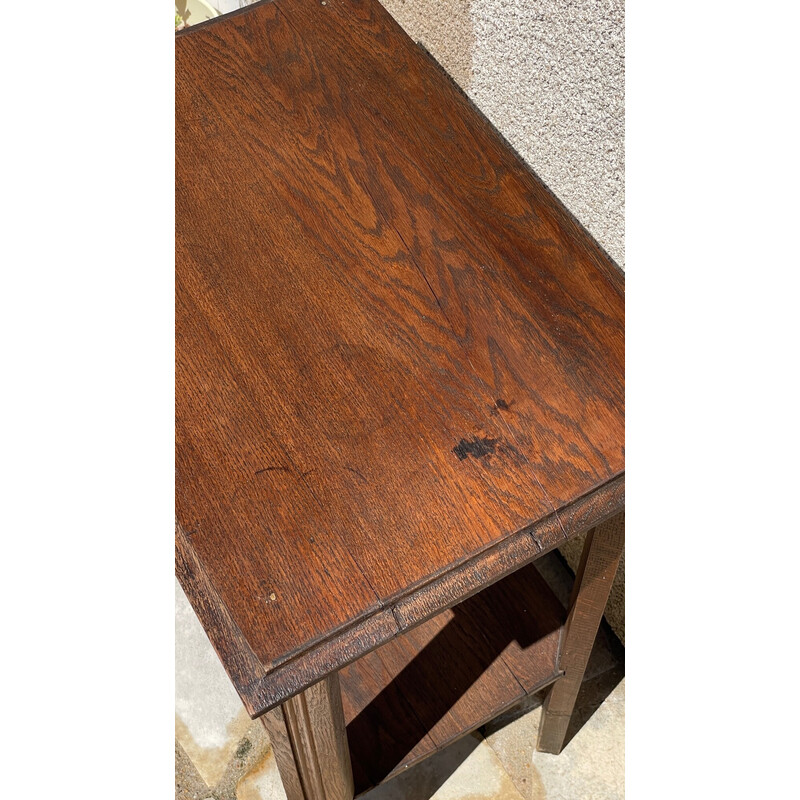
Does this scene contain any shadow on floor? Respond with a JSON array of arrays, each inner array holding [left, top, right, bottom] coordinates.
[[358, 733, 482, 800]]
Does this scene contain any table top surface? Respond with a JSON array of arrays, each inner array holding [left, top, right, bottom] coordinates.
[[175, 0, 624, 717]]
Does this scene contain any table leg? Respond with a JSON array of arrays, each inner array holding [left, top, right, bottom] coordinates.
[[261, 673, 354, 800], [536, 512, 624, 754]]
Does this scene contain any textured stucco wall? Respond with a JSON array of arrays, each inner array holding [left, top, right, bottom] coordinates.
[[379, 0, 626, 642]]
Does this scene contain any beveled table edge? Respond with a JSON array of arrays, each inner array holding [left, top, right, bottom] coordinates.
[[176, 471, 624, 718]]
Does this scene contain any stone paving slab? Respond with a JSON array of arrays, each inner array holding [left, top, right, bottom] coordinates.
[[485, 680, 625, 800], [235, 741, 288, 800], [175, 579, 252, 787], [358, 734, 524, 800]]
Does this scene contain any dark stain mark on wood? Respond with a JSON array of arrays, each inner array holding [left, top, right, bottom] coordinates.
[[453, 437, 499, 461], [490, 398, 513, 415]]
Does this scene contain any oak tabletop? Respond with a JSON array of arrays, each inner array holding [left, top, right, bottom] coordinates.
[[175, 0, 624, 718]]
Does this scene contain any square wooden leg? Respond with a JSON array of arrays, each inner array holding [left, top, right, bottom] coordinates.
[[537, 512, 624, 754], [261, 673, 354, 800]]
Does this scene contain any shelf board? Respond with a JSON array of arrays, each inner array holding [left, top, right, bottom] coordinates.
[[340, 561, 565, 794]]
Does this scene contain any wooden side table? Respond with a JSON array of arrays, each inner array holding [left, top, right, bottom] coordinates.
[[176, 1, 624, 797]]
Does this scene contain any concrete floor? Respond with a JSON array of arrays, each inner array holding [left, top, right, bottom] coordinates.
[[176, 553, 624, 800]]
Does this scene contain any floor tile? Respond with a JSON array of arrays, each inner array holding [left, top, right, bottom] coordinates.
[[176, 578, 252, 786], [485, 679, 624, 800], [361, 733, 525, 800], [235, 743, 288, 800], [216, 718, 275, 800]]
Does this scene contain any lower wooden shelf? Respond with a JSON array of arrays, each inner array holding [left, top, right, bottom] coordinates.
[[339, 561, 566, 795]]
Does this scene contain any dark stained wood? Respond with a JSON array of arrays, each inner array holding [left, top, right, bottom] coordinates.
[[340, 562, 565, 793], [262, 674, 354, 800], [176, 0, 624, 717], [277, 0, 624, 511], [536, 513, 625, 754], [389, 472, 624, 633]]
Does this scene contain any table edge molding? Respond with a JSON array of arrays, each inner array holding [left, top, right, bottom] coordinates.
[[177, 471, 624, 717]]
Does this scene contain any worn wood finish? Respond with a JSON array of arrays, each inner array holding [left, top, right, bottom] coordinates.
[[340, 562, 564, 793], [260, 704, 305, 800], [536, 513, 624, 754], [176, 0, 624, 716], [261, 674, 354, 800]]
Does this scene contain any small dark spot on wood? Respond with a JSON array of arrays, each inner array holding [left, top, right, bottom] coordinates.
[[453, 436, 498, 461], [490, 398, 513, 414]]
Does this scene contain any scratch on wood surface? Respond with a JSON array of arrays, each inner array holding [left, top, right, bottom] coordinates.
[[345, 466, 367, 483]]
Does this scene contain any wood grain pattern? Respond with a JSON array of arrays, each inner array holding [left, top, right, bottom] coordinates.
[[340, 562, 564, 793], [176, 0, 624, 716], [260, 704, 306, 800], [262, 674, 354, 800], [536, 513, 624, 754]]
